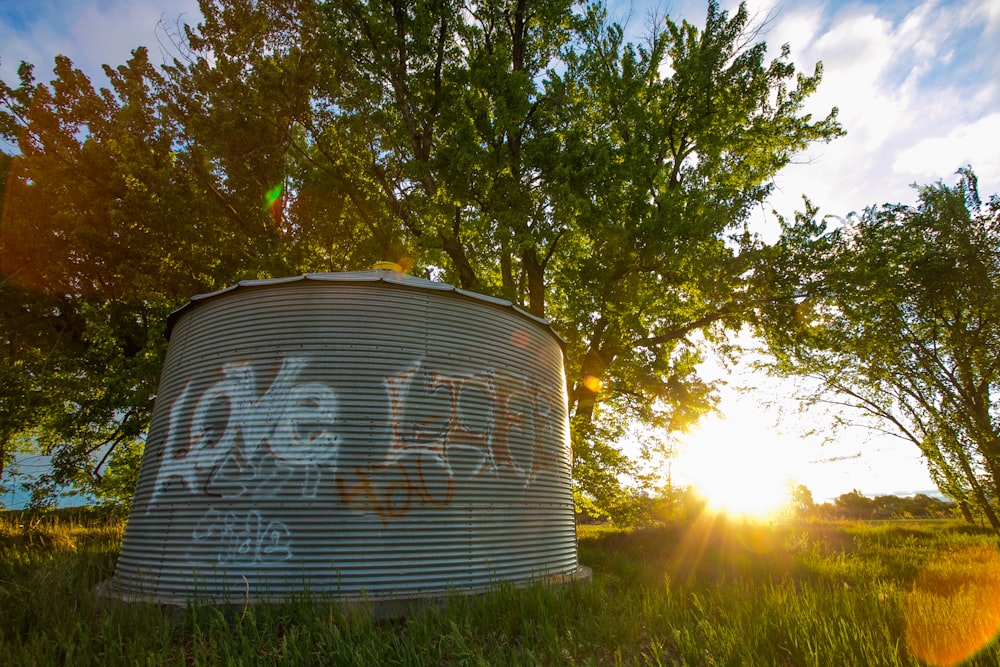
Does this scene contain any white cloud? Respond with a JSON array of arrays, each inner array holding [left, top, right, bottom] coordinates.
[[811, 11, 912, 151], [756, 0, 1000, 220], [0, 15, 65, 80], [72, 2, 197, 70], [893, 113, 1000, 191], [895, 0, 943, 66], [769, 6, 823, 57], [0, 0, 199, 86], [966, 0, 1000, 34]]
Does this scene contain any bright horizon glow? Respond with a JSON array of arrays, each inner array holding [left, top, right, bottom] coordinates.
[[658, 339, 939, 509], [674, 413, 803, 519]]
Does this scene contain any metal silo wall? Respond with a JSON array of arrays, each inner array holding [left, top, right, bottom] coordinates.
[[113, 275, 578, 603]]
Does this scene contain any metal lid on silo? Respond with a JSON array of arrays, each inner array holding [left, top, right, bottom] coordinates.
[[166, 270, 566, 351]]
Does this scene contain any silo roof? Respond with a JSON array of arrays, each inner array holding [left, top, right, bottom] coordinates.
[[166, 270, 565, 348]]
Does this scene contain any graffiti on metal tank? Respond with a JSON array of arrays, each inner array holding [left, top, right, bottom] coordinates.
[[147, 355, 567, 546], [149, 356, 340, 506], [192, 509, 292, 565], [336, 361, 566, 524]]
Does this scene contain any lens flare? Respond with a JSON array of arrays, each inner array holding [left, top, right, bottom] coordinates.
[[509, 329, 530, 349], [904, 545, 1000, 666], [265, 183, 286, 225], [582, 375, 603, 393], [265, 184, 283, 209]]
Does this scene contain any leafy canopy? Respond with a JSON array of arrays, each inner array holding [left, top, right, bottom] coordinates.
[[760, 168, 1000, 531]]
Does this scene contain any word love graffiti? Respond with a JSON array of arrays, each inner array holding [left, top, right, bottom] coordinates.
[[150, 356, 339, 504]]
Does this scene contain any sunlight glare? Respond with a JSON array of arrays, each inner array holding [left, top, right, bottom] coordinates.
[[675, 415, 801, 519], [904, 545, 1000, 666]]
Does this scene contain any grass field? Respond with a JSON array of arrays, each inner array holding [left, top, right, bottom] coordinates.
[[2, 509, 999, 666]]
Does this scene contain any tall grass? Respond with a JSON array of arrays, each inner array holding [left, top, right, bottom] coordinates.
[[2, 510, 999, 665]]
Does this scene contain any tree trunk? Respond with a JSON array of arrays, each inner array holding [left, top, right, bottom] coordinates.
[[570, 331, 619, 423], [958, 499, 975, 524], [440, 208, 478, 290], [500, 237, 515, 302], [522, 246, 546, 318], [963, 461, 1000, 532]]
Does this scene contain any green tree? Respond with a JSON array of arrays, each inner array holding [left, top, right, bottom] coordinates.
[[275, 0, 841, 516], [1, 0, 842, 518], [542, 3, 840, 513], [761, 169, 1000, 531], [788, 483, 815, 516], [0, 49, 274, 507], [833, 490, 876, 519]]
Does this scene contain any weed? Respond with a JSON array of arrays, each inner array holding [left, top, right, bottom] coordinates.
[[2, 511, 999, 665]]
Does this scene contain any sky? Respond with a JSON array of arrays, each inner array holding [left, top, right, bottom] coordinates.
[[642, 0, 1000, 503], [1, 0, 999, 506]]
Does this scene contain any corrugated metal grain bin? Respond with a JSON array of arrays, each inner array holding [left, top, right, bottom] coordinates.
[[99, 270, 588, 609]]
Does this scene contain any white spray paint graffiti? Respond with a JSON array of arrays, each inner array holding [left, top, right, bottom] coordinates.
[[192, 509, 292, 565], [148, 357, 340, 562], [336, 361, 564, 524], [150, 356, 340, 504], [145, 354, 567, 557]]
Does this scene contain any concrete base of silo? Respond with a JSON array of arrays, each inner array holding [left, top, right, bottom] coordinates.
[[93, 565, 592, 620]]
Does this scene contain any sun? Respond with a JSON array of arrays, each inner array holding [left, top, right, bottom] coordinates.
[[692, 460, 793, 518], [675, 415, 801, 519]]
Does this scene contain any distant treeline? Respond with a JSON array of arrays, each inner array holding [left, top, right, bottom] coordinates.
[[809, 491, 956, 520], [578, 487, 961, 526]]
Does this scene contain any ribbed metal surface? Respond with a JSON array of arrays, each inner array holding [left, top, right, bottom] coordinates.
[[110, 270, 581, 604]]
